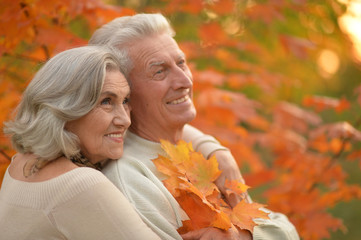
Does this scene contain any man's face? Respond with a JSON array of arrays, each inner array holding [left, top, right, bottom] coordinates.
[[128, 33, 196, 141]]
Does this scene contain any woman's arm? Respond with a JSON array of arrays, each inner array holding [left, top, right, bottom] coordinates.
[[52, 180, 161, 240], [183, 124, 228, 158], [253, 209, 300, 240]]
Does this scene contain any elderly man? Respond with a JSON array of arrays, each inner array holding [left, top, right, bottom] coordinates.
[[89, 13, 299, 240]]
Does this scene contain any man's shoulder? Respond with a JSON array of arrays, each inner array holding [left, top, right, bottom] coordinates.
[[102, 155, 152, 185], [102, 156, 138, 176]]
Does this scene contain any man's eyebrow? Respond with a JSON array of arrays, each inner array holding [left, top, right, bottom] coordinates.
[[149, 61, 165, 67], [178, 52, 186, 59], [149, 52, 186, 67]]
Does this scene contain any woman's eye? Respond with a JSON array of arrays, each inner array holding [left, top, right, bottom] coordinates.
[[123, 97, 130, 105], [100, 98, 111, 105]]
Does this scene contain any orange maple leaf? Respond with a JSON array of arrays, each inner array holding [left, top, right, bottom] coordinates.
[[176, 190, 231, 234], [160, 139, 193, 171], [224, 179, 250, 196], [185, 153, 221, 196], [230, 200, 269, 232]]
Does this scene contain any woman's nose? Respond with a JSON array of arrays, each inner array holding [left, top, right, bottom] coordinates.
[[113, 105, 131, 129]]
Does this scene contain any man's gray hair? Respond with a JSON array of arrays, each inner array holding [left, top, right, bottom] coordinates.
[[89, 13, 175, 75], [4, 45, 128, 161]]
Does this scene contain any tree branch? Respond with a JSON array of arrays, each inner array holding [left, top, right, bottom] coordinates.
[[0, 149, 11, 162]]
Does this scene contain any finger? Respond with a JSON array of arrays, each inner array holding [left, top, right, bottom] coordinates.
[[181, 232, 196, 240], [181, 229, 207, 240], [225, 192, 241, 208]]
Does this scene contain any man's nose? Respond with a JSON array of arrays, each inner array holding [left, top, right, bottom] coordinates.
[[171, 66, 193, 89]]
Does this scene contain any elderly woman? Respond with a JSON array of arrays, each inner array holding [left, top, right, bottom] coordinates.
[[0, 46, 160, 240]]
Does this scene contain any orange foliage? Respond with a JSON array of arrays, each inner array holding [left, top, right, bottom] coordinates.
[[303, 95, 351, 113], [199, 22, 229, 46], [153, 140, 269, 234], [206, 0, 235, 15]]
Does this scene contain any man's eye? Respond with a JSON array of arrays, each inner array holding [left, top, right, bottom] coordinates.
[[100, 98, 111, 105], [178, 59, 185, 65], [155, 69, 164, 74], [123, 97, 130, 104]]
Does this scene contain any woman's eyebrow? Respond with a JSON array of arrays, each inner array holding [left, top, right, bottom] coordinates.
[[100, 91, 118, 98], [101, 90, 131, 98]]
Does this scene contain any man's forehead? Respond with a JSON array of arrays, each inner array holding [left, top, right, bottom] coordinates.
[[128, 34, 185, 66], [147, 51, 185, 65]]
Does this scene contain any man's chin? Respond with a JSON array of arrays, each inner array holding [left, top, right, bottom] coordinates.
[[177, 111, 197, 127]]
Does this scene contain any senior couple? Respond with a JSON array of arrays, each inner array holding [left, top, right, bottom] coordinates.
[[0, 13, 299, 239]]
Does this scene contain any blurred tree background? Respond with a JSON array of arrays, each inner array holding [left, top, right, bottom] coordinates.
[[1, 0, 361, 239]]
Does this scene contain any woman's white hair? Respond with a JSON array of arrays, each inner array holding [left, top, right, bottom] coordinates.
[[89, 13, 175, 75], [4, 45, 128, 161]]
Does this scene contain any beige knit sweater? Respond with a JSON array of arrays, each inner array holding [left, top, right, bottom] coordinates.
[[0, 167, 160, 240]]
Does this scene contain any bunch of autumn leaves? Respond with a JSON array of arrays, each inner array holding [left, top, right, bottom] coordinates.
[[153, 140, 269, 234]]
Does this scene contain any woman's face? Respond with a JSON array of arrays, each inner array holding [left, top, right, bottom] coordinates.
[[66, 70, 131, 164]]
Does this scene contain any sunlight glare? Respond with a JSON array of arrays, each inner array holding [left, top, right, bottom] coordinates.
[[317, 49, 340, 78], [338, 0, 361, 62]]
